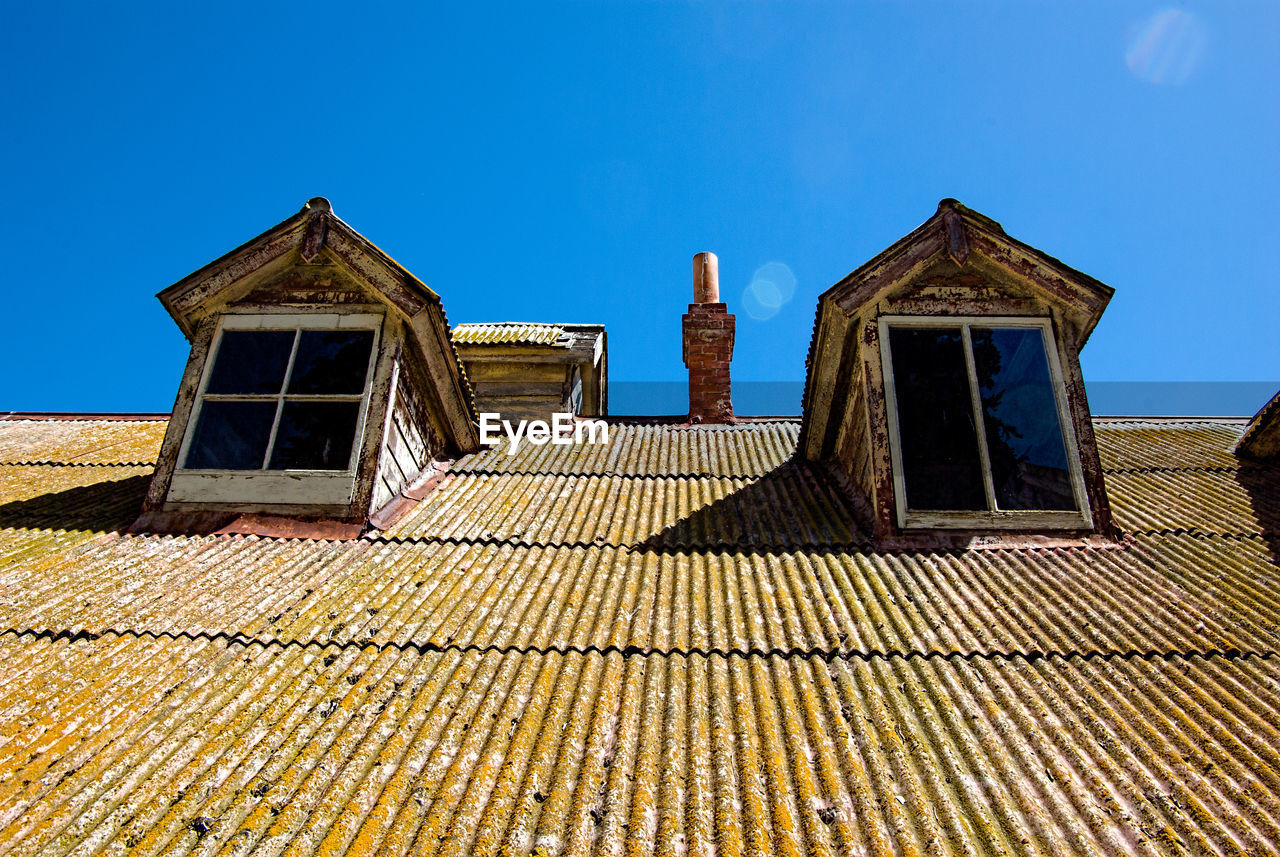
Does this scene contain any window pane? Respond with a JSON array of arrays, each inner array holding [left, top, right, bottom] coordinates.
[[888, 327, 986, 510], [267, 401, 361, 470], [184, 400, 277, 469], [287, 330, 375, 395], [971, 327, 1076, 511], [205, 330, 295, 395]]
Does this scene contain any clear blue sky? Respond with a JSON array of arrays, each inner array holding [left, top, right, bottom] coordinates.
[[1, 2, 1276, 413]]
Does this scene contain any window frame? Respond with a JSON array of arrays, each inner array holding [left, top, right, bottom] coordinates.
[[878, 314, 1093, 531], [168, 311, 384, 506]]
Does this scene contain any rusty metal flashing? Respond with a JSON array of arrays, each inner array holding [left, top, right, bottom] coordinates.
[[129, 509, 365, 540], [367, 465, 451, 532]]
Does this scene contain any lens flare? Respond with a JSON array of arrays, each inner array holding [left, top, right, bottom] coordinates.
[[742, 262, 796, 321], [752, 261, 796, 303], [742, 279, 782, 320], [1125, 8, 1207, 85]]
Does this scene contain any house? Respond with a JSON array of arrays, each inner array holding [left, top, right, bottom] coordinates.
[[0, 199, 1276, 856]]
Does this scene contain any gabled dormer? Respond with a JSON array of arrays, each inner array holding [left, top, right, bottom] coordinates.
[[800, 199, 1116, 546], [136, 198, 479, 537], [451, 322, 608, 421]]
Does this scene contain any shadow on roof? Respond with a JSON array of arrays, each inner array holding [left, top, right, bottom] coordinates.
[[633, 461, 866, 554], [1237, 461, 1280, 562], [0, 474, 149, 534]]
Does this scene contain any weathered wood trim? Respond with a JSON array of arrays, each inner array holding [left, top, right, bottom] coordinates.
[[323, 226, 432, 319], [300, 211, 328, 262], [817, 319, 860, 463], [143, 318, 217, 511], [821, 204, 1114, 345], [579, 361, 600, 417], [1056, 322, 1117, 537], [217, 310, 384, 328], [158, 204, 445, 342], [351, 318, 400, 516], [965, 226, 1112, 344], [167, 472, 356, 505], [410, 310, 480, 452], [454, 344, 600, 364], [832, 233, 946, 315], [159, 218, 309, 337], [942, 208, 970, 265], [878, 295, 1045, 318], [902, 510, 1092, 530], [859, 319, 898, 542], [799, 303, 850, 460]]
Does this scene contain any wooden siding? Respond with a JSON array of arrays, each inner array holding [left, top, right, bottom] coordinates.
[[372, 349, 447, 513], [465, 360, 573, 423]]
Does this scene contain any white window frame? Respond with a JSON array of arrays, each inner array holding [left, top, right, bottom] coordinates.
[[169, 311, 384, 506], [878, 315, 1093, 531]]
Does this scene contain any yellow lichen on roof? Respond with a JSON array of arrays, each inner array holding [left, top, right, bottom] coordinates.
[[0, 418, 167, 465], [0, 416, 1277, 856], [451, 322, 567, 347]]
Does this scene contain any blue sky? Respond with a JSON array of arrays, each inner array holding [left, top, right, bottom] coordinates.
[[1, 2, 1276, 414]]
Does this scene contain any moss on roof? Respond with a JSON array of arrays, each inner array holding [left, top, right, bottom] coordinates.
[[0, 416, 1277, 856]]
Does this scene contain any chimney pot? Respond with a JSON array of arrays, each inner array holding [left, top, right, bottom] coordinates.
[[693, 252, 719, 303], [683, 251, 734, 423]]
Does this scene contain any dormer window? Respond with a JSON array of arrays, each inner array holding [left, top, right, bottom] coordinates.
[[800, 199, 1117, 544], [878, 316, 1091, 529], [168, 313, 382, 505], [182, 313, 380, 471], [137, 199, 481, 536]]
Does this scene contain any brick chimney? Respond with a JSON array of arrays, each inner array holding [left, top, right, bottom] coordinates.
[[683, 252, 735, 423]]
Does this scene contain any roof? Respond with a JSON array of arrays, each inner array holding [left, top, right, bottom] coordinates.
[[452, 323, 571, 347], [1, 415, 1278, 855]]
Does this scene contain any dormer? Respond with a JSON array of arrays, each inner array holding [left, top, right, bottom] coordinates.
[[451, 322, 607, 421], [135, 198, 480, 537], [800, 199, 1117, 546]]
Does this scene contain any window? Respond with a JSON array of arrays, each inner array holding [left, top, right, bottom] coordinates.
[[169, 313, 382, 506], [878, 316, 1091, 530]]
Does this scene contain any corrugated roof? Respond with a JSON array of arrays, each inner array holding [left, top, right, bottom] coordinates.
[[0, 417, 1277, 856], [0, 418, 166, 465], [452, 323, 567, 347], [454, 422, 799, 477]]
